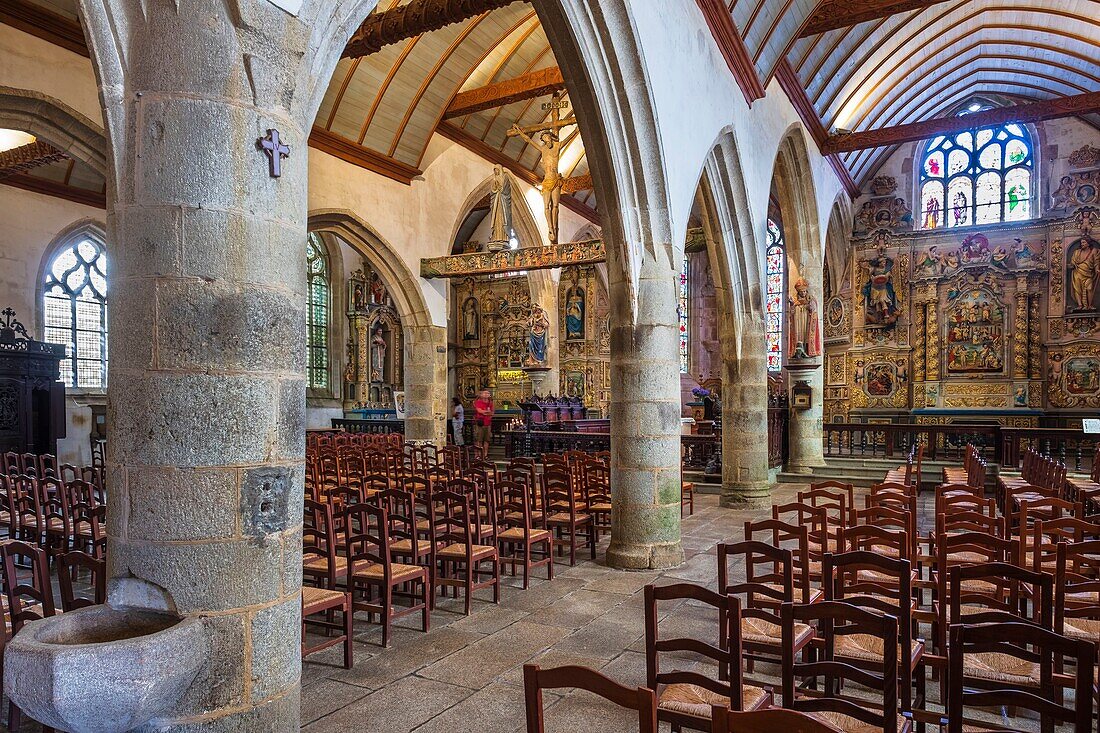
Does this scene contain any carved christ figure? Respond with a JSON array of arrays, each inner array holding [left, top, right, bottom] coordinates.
[[511, 123, 563, 245]]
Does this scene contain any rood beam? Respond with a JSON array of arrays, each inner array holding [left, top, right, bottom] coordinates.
[[344, 0, 518, 58], [444, 67, 567, 118]]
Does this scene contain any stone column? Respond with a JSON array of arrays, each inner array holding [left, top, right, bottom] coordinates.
[[81, 2, 333, 730], [404, 324, 448, 445], [720, 308, 771, 504], [786, 264, 826, 473], [606, 251, 684, 570]]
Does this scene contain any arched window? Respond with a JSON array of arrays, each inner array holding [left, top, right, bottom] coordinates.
[[679, 255, 689, 373], [306, 234, 330, 392], [919, 103, 1033, 229], [43, 237, 108, 389], [765, 218, 785, 373]]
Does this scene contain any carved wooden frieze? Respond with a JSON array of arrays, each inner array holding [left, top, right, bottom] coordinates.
[[422, 239, 604, 278]]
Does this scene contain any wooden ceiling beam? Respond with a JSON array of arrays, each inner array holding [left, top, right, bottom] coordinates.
[[308, 127, 422, 184], [437, 121, 600, 224], [561, 172, 591, 195], [695, 0, 766, 106], [2, 173, 105, 208], [343, 0, 518, 58], [0, 140, 69, 179], [798, 0, 953, 38], [0, 0, 87, 56], [443, 66, 566, 118], [822, 91, 1100, 154]]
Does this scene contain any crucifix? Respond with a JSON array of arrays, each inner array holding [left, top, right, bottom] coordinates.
[[508, 92, 576, 245], [257, 128, 291, 178]]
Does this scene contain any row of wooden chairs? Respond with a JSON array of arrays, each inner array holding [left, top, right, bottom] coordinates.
[[0, 473, 106, 561], [527, 574, 1097, 733]]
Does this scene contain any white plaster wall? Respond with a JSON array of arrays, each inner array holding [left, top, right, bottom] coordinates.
[[0, 184, 106, 466], [0, 24, 102, 125], [308, 135, 590, 328], [628, 2, 844, 272], [0, 185, 105, 334]]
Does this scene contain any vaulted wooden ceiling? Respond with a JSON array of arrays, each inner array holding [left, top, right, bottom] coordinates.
[[786, 0, 1100, 186], [313, 0, 596, 216], [4, 0, 1099, 208]]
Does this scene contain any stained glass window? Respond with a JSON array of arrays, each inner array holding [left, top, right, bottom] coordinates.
[[919, 103, 1033, 230], [307, 234, 330, 392], [43, 238, 108, 389], [679, 255, 689, 374], [765, 218, 785, 373]]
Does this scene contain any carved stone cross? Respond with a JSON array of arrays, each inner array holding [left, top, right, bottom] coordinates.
[[257, 129, 290, 178]]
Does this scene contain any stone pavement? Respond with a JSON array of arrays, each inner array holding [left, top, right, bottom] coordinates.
[[300, 487, 807, 733]]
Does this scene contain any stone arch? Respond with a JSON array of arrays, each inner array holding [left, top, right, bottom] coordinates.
[[693, 129, 772, 502], [824, 193, 853, 299], [0, 86, 107, 175], [34, 218, 110, 341], [768, 124, 827, 473], [308, 210, 445, 444], [570, 222, 602, 243]]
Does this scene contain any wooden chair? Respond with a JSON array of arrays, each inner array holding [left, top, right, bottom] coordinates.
[[523, 664, 658, 733], [681, 481, 695, 516], [711, 706, 843, 733], [543, 470, 595, 565], [433, 489, 500, 615], [780, 600, 909, 733], [344, 501, 430, 647], [772, 501, 830, 584], [584, 459, 613, 537], [496, 480, 553, 588], [823, 551, 926, 721], [1054, 539, 1100, 645], [931, 530, 1018, 655], [718, 539, 816, 670], [376, 488, 437, 606], [947, 621, 1095, 733], [644, 583, 770, 731], [301, 586, 353, 669], [945, 562, 1053, 702], [303, 498, 347, 589], [742, 518, 821, 604], [57, 550, 106, 611], [1, 540, 58, 732]]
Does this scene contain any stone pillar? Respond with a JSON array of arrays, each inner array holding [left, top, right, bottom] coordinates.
[[83, 2, 330, 730], [786, 262, 826, 473], [404, 324, 448, 445], [606, 251, 685, 570], [720, 308, 771, 504]]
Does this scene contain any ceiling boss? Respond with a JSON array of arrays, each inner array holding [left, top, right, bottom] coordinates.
[[508, 91, 576, 246]]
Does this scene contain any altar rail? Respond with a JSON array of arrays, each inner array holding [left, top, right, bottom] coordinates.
[[506, 430, 720, 472], [331, 418, 405, 435], [823, 422, 1099, 474]]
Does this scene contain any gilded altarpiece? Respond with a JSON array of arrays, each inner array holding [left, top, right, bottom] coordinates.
[[825, 219, 1089, 425], [558, 266, 611, 414], [346, 263, 404, 410], [454, 277, 533, 407], [452, 273, 612, 414]]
